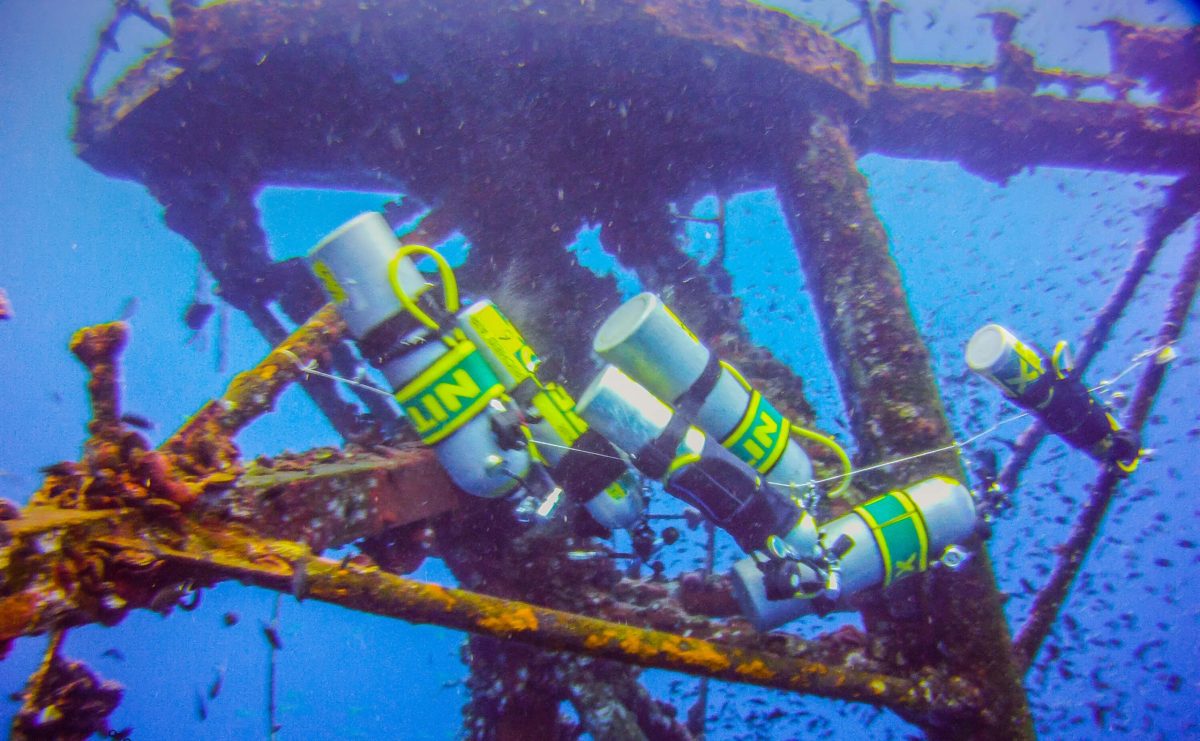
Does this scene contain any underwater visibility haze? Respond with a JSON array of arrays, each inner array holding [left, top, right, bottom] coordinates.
[[0, 0, 1199, 739]]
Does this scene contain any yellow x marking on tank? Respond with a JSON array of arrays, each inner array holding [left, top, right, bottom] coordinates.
[[895, 554, 918, 576]]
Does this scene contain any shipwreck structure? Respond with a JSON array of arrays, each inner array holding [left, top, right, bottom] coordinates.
[[2, 0, 1198, 738]]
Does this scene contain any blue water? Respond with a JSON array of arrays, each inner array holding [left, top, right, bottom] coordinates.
[[1, 1, 1197, 738]]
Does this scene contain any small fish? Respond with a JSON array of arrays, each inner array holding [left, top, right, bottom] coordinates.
[[101, 648, 125, 662], [107, 727, 133, 740], [969, 448, 999, 493], [221, 611, 239, 627], [0, 288, 12, 321], [262, 622, 283, 650], [208, 664, 225, 700], [179, 585, 202, 612], [195, 690, 208, 721], [120, 413, 155, 431], [291, 553, 310, 602], [149, 579, 197, 615], [117, 297, 139, 322], [1134, 638, 1165, 661], [183, 301, 215, 331]]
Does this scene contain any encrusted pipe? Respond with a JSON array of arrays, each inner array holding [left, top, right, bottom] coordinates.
[[69, 322, 128, 439], [164, 304, 347, 455], [778, 112, 1033, 740], [154, 535, 976, 720]]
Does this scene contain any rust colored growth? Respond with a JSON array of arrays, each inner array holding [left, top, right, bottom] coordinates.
[[69, 321, 128, 436], [223, 444, 462, 551], [12, 632, 123, 741], [39, 320, 201, 512], [31, 441, 199, 513], [0, 507, 172, 641], [0, 593, 43, 648], [166, 304, 346, 455], [152, 535, 976, 720], [159, 304, 346, 504]]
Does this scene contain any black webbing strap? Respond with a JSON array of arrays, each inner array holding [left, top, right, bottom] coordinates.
[[357, 293, 456, 368], [553, 430, 628, 502], [673, 353, 722, 419], [634, 413, 692, 480]]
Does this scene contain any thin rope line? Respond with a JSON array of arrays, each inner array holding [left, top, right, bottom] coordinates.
[[779, 343, 1166, 488], [774, 410, 1032, 488], [1090, 344, 1168, 392], [280, 350, 396, 399], [281, 342, 1169, 488], [529, 439, 627, 462]]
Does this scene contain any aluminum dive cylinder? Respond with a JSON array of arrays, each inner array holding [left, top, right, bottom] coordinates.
[[730, 476, 978, 630], [308, 212, 528, 499], [576, 365, 818, 556], [965, 324, 1140, 473], [455, 300, 644, 528], [593, 293, 814, 494]]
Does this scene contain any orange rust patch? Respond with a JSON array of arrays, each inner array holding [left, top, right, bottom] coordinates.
[[618, 633, 658, 660], [629, 635, 732, 673], [869, 678, 887, 696], [584, 631, 614, 650], [0, 592, 43, 641], [478, 605, 538, 634], [419, 583, 458, 611], [734, 659, 776, 681]]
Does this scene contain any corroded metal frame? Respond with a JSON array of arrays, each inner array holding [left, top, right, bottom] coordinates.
[[3, 1, 1197, 739]]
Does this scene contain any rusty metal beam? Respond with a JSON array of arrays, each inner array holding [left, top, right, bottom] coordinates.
[[156, 528, 977, 718], [777, 113, 1034, 741], [0, 507, 979, 722], [863, 85, 1200, 182], [74, 0, 1199, 206], [222, 446, 463, 552], [779, 114, 957, 488], [1, 310, 984, 733], [164, 303, 348, 455]]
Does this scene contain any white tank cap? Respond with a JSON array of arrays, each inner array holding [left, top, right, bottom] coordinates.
[[965, 324, 1016, 373], [577, 365, 674, 456], [593, 292, 709, 403], [308, 212, 429, 338]]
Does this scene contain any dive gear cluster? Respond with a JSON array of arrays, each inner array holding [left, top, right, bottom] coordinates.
[[306, 211, 1133, 632]]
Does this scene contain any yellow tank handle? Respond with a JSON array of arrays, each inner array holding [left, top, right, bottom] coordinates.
[[389, 245, 461, 331], [790, 424, 853, 499]]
